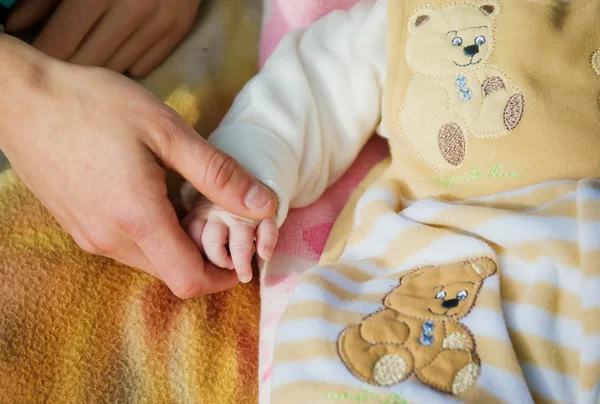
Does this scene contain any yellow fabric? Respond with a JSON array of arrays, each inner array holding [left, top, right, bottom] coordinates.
[[383, 0, 600, 201], [323, 0, 600, 265]]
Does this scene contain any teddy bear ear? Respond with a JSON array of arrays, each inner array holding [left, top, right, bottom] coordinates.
[[469, 257, 498, 279], [478, 0, 501, 18], [408, 9, 433, 33], [399, 266, 430, 285]]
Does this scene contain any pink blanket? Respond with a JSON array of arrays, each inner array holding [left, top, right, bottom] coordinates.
[[257, 1, 389, 402]]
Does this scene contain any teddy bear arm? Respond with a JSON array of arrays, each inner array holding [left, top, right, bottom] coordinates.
[[405, 76, 449, 123], [360, 309, 410, 345], [443, 321, 476, 352], [478, 67, 519, 98]]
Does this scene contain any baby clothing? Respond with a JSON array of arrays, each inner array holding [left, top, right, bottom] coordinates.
[[207, 0, 600, 402], [269, 179, 600, 404]]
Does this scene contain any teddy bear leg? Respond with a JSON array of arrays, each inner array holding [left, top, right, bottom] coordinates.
[[504, 93, 524, 130], [472, 90, 524, 136], [443, 321, 476, 352], [479, 77, 524, 130], [415, 349, 480, 396], [472, 88, 511, 135], [368, 344, 415, 386], [452, 360, 482, 396], [437, 122, 466, 167], [401, 109, 468, 170], [427, 110, 475, 169], [338, 325, 415, 386]]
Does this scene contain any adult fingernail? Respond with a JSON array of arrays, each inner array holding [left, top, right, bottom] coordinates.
[[239, 274, 252, 283], [244, 182, 273, 210]]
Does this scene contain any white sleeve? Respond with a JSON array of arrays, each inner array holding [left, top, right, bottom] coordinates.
[[208, 0, 387, 226]]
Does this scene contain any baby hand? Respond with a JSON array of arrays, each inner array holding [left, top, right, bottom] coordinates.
[[182, 197, 278, 284]]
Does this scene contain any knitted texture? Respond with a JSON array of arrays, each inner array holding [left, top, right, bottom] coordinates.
[[0, 0, 262, 401]]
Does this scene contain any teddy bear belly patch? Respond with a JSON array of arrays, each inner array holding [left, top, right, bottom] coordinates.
[[397, 0, 525, 172]]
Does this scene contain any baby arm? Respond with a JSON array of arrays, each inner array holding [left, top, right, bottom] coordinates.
[[182, 0, 388, 282]]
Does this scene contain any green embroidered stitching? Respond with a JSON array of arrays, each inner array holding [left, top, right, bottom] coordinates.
[[322, 388, 410, 404], [422, 164, 517, 186]]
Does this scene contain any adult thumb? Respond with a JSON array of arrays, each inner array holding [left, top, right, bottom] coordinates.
[[152, 119, 278, 220]]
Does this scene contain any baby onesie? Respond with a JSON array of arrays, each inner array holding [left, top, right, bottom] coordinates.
[[206, 0, 600, 402]]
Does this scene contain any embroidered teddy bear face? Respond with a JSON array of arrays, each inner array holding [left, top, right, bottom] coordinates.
[[383, 258, 496, 320], [406, 1, 501, 76]]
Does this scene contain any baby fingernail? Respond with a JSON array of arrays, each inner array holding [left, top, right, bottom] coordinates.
[[239, 274, 252, 283], [262, 247, 273, 260]]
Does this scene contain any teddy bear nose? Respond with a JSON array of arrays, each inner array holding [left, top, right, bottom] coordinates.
[[463, 44, 479, 58], [442, 298, 460, 309]]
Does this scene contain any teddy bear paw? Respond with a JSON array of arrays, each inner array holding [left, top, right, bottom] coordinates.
[[373, 354, 409, 386], [481, 76, 505, 98], [452, 363, 481, 395], [443, 333, 472, 351], [504, 94, 524, 131]]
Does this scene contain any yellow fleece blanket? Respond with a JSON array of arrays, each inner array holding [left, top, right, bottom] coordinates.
[[0, 0, 262, 401]]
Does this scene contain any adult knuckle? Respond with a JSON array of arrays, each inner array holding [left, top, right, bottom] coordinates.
[[112, 206, 149, 242], [147, 112, 186, 157], [204, 151, 239, 192]]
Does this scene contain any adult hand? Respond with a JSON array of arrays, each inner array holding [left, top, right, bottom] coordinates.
[[0, 36, 278, 299], [5, 0, 201, 77]]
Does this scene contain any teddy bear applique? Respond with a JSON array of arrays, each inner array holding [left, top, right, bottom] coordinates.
[[337, 257, 497, 396], [398, 1, 524, 171]]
